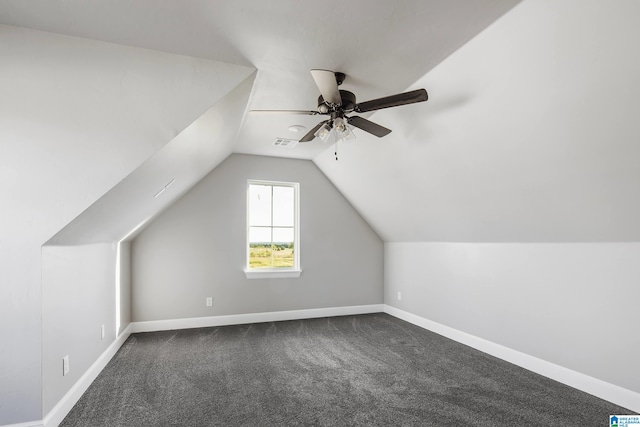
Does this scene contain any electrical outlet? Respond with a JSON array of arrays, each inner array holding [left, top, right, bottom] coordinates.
[[397, 291, 402, 301], [101, 324, 105, 340], [206, 297, 213, 307], [63, 355, 69, 376]]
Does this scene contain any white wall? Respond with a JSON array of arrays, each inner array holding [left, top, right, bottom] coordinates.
[[41, 244, 117, 415], [385, 242, 640, 394], [132, 154, 383, 321], [46, 71, 255, 246], [0, 25, 252, 425], [119, 242, 132, 336], [314, 0, 640, 243]]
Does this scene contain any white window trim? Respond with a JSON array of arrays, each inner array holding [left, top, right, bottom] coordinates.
[[244, 269, 302, 279], [244, 180, 301, 279]]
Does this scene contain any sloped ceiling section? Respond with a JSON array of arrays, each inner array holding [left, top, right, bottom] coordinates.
[[0, 0, 521, 161], [0, 24, 254, 243], [0, 0, 252, 66], [47, 72, 256, 245], [232, 0, 521, 159], [314, 0, 640, 243]]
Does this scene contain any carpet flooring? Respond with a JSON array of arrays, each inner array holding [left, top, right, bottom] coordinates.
[[60, 313, 634, 426]]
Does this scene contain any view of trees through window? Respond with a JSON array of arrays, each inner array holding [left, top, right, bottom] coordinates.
[[248, 183, 296, 269]]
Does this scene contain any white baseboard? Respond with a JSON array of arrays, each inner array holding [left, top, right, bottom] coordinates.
[[11, 304, 636, 427], [130, 304, 384, 333], [23, 305, 382, 427], [41, 324, 133, 427], [384, 304, 640, 413], [2, 421, 44, 427]]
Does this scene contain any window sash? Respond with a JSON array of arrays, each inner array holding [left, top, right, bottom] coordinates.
[[247, 180, 299, 271]]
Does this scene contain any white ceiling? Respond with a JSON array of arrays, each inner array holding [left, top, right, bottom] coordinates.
[[0, 0, 519, 159], [47, 73, 256, 245], [0, 24, 253, 246], [316, 0, 640, 242], [4, 0, 638, 243]]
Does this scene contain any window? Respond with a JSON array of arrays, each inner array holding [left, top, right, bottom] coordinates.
[[245, 180, 300, 279]]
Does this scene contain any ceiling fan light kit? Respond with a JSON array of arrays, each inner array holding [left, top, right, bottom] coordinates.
[[314, 122, 333, 142], [251, 69, 428, 158], [332, 117, 356, 143]]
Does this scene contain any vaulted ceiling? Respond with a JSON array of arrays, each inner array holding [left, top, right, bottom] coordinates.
[[3, 0, 639, 243], [0, 0, 518, 160]]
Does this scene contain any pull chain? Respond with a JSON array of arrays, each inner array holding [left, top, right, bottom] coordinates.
[[334, 141, 339, 161]]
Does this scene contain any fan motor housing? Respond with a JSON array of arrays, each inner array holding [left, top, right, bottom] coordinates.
[[318, 90, 356, 112]]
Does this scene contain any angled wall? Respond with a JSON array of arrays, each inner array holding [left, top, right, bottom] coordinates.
[[46, 72, 256, 246], [41, 243, 118, 415], [385, 242, 640, 397], [314, 0, 640, 242], [38, 75, 255, 423], [0, 24, 252, 425], [311, 0, 640, 410], [131, 154, 383, 322]]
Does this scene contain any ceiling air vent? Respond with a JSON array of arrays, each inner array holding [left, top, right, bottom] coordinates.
[[273, 138, 298, 148]]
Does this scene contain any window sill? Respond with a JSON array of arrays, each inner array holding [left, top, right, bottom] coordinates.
[[244, 269, 302, 279]]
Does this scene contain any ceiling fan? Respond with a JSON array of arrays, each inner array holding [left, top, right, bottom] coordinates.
[[251, 69, 428, 143]]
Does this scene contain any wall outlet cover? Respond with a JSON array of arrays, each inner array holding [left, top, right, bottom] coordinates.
[[63, 355, 69, 376], [206, 297, 213, 307]]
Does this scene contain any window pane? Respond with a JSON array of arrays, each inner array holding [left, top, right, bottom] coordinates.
[[249, 227, 272, 269], [247, 181, 298, 271], [249, 243, 272, 269], [273, 186, 294, 227], [249, 227, 271, 244], [272, 227, 294, 268], [273, 246, 294, 268], [272, 227, 293, 243], [249, 184, 271, 226]]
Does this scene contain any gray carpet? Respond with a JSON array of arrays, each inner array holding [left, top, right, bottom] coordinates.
[[60, 313, 634, 426]]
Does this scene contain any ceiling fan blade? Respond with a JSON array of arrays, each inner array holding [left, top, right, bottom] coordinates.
[[310, 69, 342, 106], [250, 109, 319, 115], [354, 88, 428, 113], [299, 120, 328, 143], [347, 116, 392, 138]]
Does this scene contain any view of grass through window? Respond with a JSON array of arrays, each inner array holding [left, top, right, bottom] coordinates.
[[249, 242, 294, 268], [248, 183, 296, 269]]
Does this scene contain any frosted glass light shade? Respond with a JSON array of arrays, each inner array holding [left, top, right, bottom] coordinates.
[[314, 122, 333, 143]]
